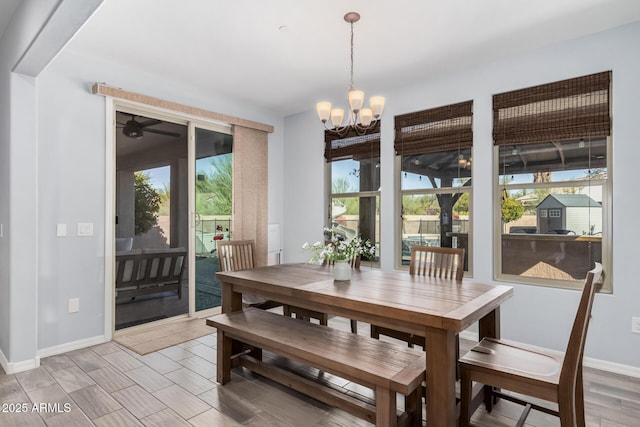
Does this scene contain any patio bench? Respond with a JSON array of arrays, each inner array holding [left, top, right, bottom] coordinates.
[[207, 307, 425, 427], [115, 247, 186, 300]]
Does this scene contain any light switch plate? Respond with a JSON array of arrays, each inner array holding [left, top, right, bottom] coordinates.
[[68, 298, 80, 313], [56, 223, 67, 237], [77, 223, 94, 236], [632, 317, 640, 334]]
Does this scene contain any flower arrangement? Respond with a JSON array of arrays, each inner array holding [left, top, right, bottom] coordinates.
[[302, 227, 376, 264]]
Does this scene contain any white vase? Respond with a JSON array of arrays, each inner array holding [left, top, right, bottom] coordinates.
[[333, 260, 351, 281]]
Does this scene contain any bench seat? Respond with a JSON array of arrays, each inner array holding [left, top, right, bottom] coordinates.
[[207, 307, 425, 427]]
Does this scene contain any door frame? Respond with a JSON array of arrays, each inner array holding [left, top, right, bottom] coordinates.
[[105, 98, 230, 339]]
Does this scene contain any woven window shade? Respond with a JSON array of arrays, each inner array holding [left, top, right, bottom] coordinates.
[[324, 122, 381, 162], [493, 71, 611, 146], [394, 101, 473, 156]]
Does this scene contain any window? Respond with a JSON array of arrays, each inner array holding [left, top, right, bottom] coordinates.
[[548, 209, 561, 218], [395, 101, 473, 271], [494, 71, 611, 290], [326, 125, 380, 266]]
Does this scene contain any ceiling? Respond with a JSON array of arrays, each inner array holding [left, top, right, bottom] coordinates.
[[0, 0, 21, 40], [6, 1, 640, 117]]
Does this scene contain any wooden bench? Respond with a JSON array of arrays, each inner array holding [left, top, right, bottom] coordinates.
[[207, 307, 425, 427], [115, 248, 186, 300]]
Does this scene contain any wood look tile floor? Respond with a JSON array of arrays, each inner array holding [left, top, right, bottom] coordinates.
[[1, 315, 639, 426]]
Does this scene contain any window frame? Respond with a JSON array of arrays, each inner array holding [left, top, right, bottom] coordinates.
[[396, 155, 473, 272], [393, 100, 474, 273], [493, 137, 612, 292], [325, 127, 381, 268]]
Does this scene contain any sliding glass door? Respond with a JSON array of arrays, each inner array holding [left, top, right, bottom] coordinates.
[[114, 110, 189, 329], [191, 125, 233, 313]]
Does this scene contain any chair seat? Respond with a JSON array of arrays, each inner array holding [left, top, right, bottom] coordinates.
[[461, 337, 563, 385]]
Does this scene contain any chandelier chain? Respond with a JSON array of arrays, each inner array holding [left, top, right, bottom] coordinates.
[[349, 20, 355, 92]]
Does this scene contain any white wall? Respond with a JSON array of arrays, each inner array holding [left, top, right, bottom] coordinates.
[[32, 49, 284, 352], [283, 22, 640, 368], [0, 0, 64, 369]]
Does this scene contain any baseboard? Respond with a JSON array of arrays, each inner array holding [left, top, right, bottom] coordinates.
[[0, 348, 40, 375], [584, 357, 640, 379], [1, 335, 107, 374], [0, 347, 8, 373], [458, 330, 640, 379], [37, 335, 107, 359]]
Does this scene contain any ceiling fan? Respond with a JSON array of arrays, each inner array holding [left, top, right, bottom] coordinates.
[[117, 114, 181, 139]]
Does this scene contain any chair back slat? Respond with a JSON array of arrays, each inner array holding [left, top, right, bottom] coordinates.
[[559, 262, 602, 402], [409, 246, 465, 281], [217, 240, 256, 272], [324, 255, 361, 269]]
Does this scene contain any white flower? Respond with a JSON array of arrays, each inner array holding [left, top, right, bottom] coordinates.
[[302, 227, 376, 264]]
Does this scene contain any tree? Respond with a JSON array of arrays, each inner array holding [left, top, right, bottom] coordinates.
[[157, 184, 170, 216], [196, 154, 233, 215], [501, 195, 524, 223], [403, 194, 437, 215], [134, 172, 161, 235], [331, 177, 359, 215]]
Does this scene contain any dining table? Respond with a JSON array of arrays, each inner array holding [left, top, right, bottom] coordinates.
[[215, 263, 513, 427]]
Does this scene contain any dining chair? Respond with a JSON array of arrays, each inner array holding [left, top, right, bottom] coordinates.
[[218, 240, 328, 323], [217, 240, 272, 307], [371, 245, 465, 345], [459, 262, 603, 427], [284, 255, 362, 330], [371, 245, 465, 378]]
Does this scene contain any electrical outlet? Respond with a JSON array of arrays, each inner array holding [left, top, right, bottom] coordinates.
[[68, 298, 80, 313], [632, 317, 640, 334]]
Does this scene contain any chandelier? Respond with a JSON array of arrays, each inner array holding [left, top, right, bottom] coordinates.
[[316, 12, 385, 136]]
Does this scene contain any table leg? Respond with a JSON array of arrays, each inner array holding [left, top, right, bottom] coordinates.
[[220, 281, 248, 372], [424, 326, 457, 427], [221, 281, 242, 313], [478, 307, 500, 340], [479, 308, 501, 411]]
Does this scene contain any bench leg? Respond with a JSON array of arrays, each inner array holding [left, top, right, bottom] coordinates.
[[405, 388, 422, 427], [216, 330, 232, 385], [371, 325, 380, 339], [375, 386, 397, 427], [282, 304, 292, 318]]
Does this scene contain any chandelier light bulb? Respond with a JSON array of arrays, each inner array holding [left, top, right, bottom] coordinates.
[[348, 90, 365, 112], [360, 108, 373, 126], [370, 96, 385, 118], [331, 108, 345, 128], [316, 102, 332, 123]]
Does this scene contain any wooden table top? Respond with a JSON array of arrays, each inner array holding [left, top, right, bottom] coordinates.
[[216, 263, 513, 333]]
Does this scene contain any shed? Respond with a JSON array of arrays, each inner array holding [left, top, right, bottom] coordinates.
[[536, 194, 602, 235]]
